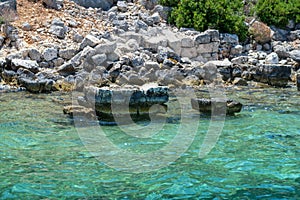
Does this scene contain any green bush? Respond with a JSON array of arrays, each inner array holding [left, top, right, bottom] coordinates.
[[160, 0, 248, 41], [253, 0, 300, 28]]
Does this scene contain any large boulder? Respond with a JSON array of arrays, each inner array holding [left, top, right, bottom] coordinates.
[[11, 59, 39, 73], [290, 50, 300, 63], [252, 64, 291, 87], [48, 18, 67, 39], [249, 21, 272, 44], [83, 83, 169, 116], [0, 0, 17, 12], [42, 0, 59, 10], [191, 98, 243, 115], [18, 77, 54, 93], [70, 0, 114, 11], [139, 0, 158, 10]]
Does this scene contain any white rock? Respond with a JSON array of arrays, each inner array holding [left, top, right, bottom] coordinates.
[[80, 34, 101, 50], [92, 54, 107, 65], [181, 37, 194, 48], [43, 48, 58, 62], [265, 52, 279, 64]]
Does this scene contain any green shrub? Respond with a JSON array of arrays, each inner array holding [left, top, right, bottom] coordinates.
[[253, 0, 300, 28], [160, 0, 248, 42]]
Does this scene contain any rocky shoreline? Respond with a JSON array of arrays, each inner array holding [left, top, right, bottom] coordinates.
[[1, 0, 300, 119]]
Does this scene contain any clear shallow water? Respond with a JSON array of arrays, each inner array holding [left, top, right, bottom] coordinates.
[[0, 85, 299, 199]]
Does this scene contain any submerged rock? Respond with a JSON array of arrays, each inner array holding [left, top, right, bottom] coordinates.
[[18, 77, 54, 93], [83, 83, 169, 116], [63, 105, 95, 118], [191, 98, 243, 115]]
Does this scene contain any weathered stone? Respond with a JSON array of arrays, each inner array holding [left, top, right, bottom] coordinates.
[[52, 57, 64, 67], [181, 47, 198, 58], [149, 12, 160, 24], [22, 22, 31, 31], [16, 68, 35, 79], [131, 56, 144, 67], [11, 59, 39, 73], [265, 52, 279, 64], [1, 70, 16, 83], [0, 36, 4, 47], [144, 61, 160, 71], [297, 73, 300, 91], [0, 0, 17, 11], [253, 64, 291, 87], [263, 43, 271, 51], [205, 29, 219, 42], [290, 50, 300, 63], [128, 74, 145, 85], [233, 77, 248, 86], [181, 37, 194, 48], [84, 83, 168, 116], [49, 25, 66, 39], [80, 34, 101, 50], [117, 1, 127, 12], [230, 45, 243, 55], [18, 77, 54, 93], [197, 42, 219, 54], [57, 62, 76, 76], [73, 32, 84, 43], [231, 56, 248, 65], [135, 20, 148, 31], [249, 21, 272, 44], [94, 41, 117, 54], [220, 33, 239, 44], [92, 54, 107, 66], [106, 52, 119, 62], [202, 62, 218, 81], [152, 5, 170, 21], [144, 36, 167, 50], [195, 33, 210, 44], [191, 98, 243, 115], [208, 59, 232, 68], [273, 45, 290, 59], [43, 48, 58, 61], [28, 48, 42, 62], [139, 0, 158, 10], [42, 0, 59, 10], [59, 48, 77, 60], [63, 105, 95, 118], [71, 0, 114, 11], [271, 26, 289, 41], [2, 24, 18, 42], [218, 66, 232, 81], [162, 58, 176, 68], [289, 30, 300, 41]]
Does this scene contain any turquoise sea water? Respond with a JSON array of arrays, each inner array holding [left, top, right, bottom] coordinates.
[[0, 85, 299, 199]]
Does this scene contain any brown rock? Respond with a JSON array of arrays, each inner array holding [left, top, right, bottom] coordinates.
[[249, 21, 272, 44]]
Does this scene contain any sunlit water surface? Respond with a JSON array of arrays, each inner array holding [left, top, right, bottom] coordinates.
[[0, 85, 299, 199]]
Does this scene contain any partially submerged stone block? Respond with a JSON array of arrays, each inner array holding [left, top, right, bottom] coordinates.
[[191, 98, 243, 115], [83, 83, 169, 116]]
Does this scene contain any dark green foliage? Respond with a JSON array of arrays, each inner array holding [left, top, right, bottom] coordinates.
[[254, 0, 300, 28], [0, 16, 4, 25], [159, 0, 248, 42], [159, 0, 179, 7]]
